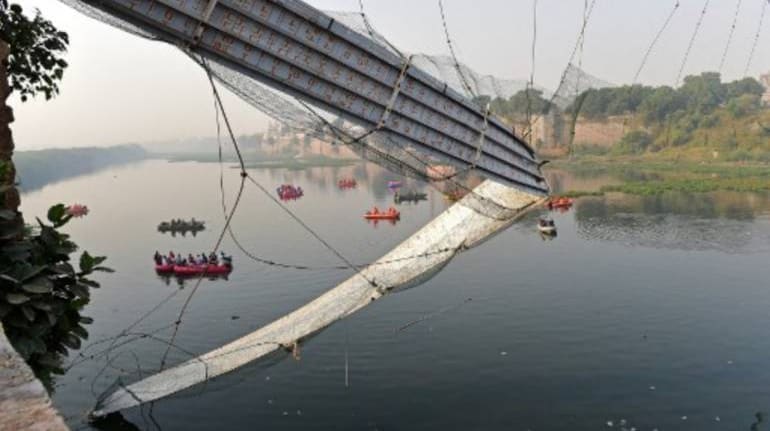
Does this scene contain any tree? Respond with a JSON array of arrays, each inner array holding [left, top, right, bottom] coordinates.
[[0, 1, 69, 102], [614, 130, 653, 155], [727, 94, 761, 118], [679, 72, 725, 114], [0, 3, 105, 387], [1, 0, 70, 233], [724, 77, 765, 100]]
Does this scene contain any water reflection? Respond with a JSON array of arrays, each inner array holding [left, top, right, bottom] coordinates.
[[21, 160, 770, 431], [156, 273, 231, 287], [575, 192, 770, 253], [364, 218, 400, 227]]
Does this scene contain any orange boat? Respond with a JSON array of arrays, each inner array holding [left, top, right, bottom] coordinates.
[[547, 197, 574, 210], [364, 206, 400, 220]]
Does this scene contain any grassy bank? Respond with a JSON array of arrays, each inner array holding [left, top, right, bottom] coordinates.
[[549, 158, 770, 196]]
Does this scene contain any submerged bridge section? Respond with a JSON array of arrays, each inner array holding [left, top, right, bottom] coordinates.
[[71, 0, 547, 194]]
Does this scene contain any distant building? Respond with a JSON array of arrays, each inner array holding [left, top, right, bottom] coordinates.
[[761, 73, 770, 105]]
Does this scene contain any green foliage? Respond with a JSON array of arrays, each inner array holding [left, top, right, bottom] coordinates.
[[474, 88, 553, 119], [0, 1, 69, 101], [726, 94, 761, 118], [600, 177, 770, 195], [614, 130, 653, 155], [568, 85, 656, 119], [567, 72, 765, 125], [557, 71, 770, 158], [0, 204, 109, 389]]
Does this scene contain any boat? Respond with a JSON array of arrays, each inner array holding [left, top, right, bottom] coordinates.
[[394, 190, 427, 204], [537, 218, 556, 234], [338, 178, 357, 189], [277, 184, 304, 200], [547, 197, 573, 210], [387, 180, 403, 189], [173, 264, 233, 276], [154, 263, 175, 273], [158, 219, 205, 233], [364, 207, 400, 220]]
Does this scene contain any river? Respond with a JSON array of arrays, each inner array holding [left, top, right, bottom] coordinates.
[[20, 159, 770, 430]]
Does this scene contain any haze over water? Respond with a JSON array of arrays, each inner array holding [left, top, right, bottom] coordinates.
[[17, 159, 770, 431]]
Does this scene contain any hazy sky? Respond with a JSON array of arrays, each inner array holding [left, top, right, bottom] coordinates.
[[11, 0, 770, 150]]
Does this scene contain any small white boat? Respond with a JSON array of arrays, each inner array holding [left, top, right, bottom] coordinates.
[[537, 219, 556, 234]]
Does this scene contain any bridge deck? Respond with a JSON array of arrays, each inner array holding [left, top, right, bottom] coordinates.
[[74, 0, 548, 194]]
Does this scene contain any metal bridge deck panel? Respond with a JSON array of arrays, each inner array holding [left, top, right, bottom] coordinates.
[[76, 0, 548, 194]]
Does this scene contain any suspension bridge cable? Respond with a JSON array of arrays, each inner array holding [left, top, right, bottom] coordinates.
[[438, 0, 479, 100], [158, 56, 249, 370], [525, 0, 538, 145], [720, 0, 744, 74], [676, 0, 711, 86], [357, 0, 406, 59], [523, 0, 599, 140], [575, 0, 588, 95], [744, 0, 769, 76], [634, 1, 681, 84]]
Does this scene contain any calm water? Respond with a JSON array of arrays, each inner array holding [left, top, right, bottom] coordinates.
[[20, 160, 770, 431]]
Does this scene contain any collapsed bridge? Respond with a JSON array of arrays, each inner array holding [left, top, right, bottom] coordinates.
[[68, 0, 547, 194], [61, 0, 550, 417]]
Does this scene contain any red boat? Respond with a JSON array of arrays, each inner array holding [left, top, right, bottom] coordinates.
[[173, 264, 232, 276], [338, 178, 357, 189], [276, 184, 304, 200], [155, 264, 175, 273], [364, 207, 400, 220], [547, 197, 574, 210]]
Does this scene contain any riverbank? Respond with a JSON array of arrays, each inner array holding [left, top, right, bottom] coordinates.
[[546, 157, 770, 196]]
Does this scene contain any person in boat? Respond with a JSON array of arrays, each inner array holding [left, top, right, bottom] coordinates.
[[371, 206, 379, 215], [209, 252, 218, 264], [154, 251, 162, 265], [220, 251, 232, 267]]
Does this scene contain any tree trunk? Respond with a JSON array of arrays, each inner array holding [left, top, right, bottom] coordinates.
[[0, 40, 24, 241]]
